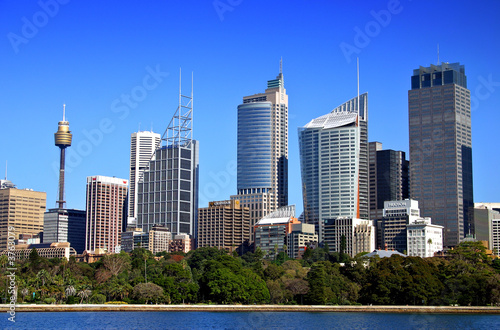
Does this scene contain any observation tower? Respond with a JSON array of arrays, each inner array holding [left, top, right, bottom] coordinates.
[[54, 104, 72, 209]]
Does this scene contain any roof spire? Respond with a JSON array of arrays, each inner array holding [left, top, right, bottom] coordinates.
[[63, 104, 66, 122], [280, 57, 282, 75]]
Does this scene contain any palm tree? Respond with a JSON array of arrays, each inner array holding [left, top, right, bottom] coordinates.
[[427, 238, 433, 257], [36, 269, 51, 287], [65, 285, 76, 297], [78, 289, 92, 304]]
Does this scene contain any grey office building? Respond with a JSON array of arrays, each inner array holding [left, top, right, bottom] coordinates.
[[408, 62, 473, 247], [137, 142, 199, 237], [43, 208, 86, 254]]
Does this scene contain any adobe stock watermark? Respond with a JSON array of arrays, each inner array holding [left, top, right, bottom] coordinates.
[[471, 74, 500, 111], [213, 0, 243, 21], [7, 0, 70, 54], [6, 226, 17, 323], [51, 65, 169, 177], [339, 0, 405, 63]]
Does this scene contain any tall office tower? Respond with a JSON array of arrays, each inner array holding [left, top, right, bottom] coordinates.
[[43, 208, 86, 254], [128, 131, 161, 224], [408, 62, 473, 247], [85, 176, 128, 253], [137, 77, 199, 240], [231, 62, 288, 241], [299, 93, 368, 242], [54, 104, 72, 209], [369, 142, 409, 220], [197, 200, 250, 253], [0, 183, 46, 249]]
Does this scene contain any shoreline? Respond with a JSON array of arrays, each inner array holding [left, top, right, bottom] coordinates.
[[2, 304, 500, 314]]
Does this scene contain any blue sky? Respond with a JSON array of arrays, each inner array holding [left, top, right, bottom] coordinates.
[[1, 0, 499, 215]]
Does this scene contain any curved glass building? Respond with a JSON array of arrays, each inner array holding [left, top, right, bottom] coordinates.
[[237, 101, 272, 191], [231, 66, 289, 241]]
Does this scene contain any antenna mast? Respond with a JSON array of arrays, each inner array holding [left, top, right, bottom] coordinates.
[[357, 57, 360, 114], [437, 44, 440, 64]]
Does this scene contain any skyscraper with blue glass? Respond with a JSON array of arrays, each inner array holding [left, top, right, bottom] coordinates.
[[408, 62, 473, 248], [231, 64, 288, 241]]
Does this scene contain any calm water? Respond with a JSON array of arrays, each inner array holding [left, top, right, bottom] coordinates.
[[1, 311, 499, 329]]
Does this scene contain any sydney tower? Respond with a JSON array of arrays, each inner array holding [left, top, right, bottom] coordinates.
[[54, 105, 72, 209]]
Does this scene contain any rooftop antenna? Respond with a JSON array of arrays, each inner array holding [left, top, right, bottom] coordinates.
[[4, 160, 7, 180], [151, 122, 153, 132], [357, 57, 360, 114], [63, 103, 66, 121], [280, 57, 282, 75], [437, 44, 440, 65]]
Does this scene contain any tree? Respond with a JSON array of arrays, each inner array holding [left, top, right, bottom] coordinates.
[[306, 261, 358, 305], [132, 283, 164, 304], [77, 289, 92, 304], [102, 252, 131, 276], [65, 285, 76, 297]]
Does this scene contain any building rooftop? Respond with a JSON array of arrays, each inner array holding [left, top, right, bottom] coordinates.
[[365, 250, 407, 258]]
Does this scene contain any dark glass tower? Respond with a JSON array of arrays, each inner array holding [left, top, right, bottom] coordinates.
[[369, 142, 409, 220], [408, 62, 473, 247]]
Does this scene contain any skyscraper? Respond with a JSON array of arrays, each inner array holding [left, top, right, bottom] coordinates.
[[408, 62, 473, 247], [298, 93, 369, 242], [128, 130, 161, 223], [85, 175, 128, 253], [137, 76, 199, 240], [231, 62, 288, 240], [369, 142, 409, 220]]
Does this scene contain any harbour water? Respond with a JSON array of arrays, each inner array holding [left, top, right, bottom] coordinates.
[[2, 311, 499, 329]]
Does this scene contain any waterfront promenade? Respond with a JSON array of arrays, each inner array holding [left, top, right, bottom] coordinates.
[[1, 304, 500, 314]]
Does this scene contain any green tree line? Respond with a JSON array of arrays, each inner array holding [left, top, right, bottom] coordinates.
[[1, 241, 499, 306]]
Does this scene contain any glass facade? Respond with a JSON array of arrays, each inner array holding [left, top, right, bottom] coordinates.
[[237, 102, 272, 190], [409, 62, 473, 247], [137, 141, 199, 237]]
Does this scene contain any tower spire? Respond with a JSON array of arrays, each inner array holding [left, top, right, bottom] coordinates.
[[437, 44, 440, 65], [357, 57, 360, 113], [63, 103, 66, 121], [280, 57, 282, 75]]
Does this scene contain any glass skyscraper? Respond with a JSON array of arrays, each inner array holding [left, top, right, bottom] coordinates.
[[136, 79, 199, 240], [408, 62, 473, 248], [299, 93, 369, 242], [136, 142, 199, 237], [231, 65, 288, 241]]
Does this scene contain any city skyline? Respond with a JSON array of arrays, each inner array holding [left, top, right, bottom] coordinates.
[[2, 1, 500, 215]]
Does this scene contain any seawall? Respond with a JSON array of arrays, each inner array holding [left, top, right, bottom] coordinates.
[[1, 304, 500, 314]]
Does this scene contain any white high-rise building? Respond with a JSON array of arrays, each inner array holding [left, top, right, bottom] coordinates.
[[298, 93, 368, 245], [128, 131, 161, 224]]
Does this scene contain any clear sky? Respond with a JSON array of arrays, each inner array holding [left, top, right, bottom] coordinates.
[[1, 0, 499, 215]]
